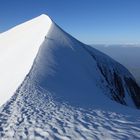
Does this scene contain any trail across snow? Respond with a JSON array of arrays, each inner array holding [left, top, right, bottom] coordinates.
[[0, 78, 140, 140]]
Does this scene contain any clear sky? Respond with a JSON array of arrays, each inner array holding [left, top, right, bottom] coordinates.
[[0, 0, 140, 44]]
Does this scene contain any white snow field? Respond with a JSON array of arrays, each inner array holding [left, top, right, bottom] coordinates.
[[0, 14, 52, 106], [0, 14, 140, 140]]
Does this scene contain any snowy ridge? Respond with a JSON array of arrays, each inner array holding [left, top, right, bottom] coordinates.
[[0, 14, 52, 106], [0, 15, 140, 139]]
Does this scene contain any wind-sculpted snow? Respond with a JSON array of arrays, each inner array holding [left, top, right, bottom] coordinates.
[[0, 77, 140, 140]]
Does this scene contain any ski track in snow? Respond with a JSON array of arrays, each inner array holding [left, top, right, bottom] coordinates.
[[0, 78, 140, 140]]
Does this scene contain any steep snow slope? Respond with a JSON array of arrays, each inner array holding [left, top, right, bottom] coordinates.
[[0, 14, 52, 106], [28, 22, 140, 108], [0, 15, 140, 139]]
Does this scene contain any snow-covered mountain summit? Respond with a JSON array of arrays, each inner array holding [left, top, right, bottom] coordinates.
[[1, 14, 139, 108], [0, 14, 140, 139]]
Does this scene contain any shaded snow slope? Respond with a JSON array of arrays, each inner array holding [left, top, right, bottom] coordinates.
[[28, 22, 140, 108], [0, 14, 52, 106]]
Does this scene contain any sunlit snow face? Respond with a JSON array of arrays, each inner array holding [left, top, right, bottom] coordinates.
[[0, 15, 52, 106]]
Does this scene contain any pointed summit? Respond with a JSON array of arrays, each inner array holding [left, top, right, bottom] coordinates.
[[29, 14, 52, 25], [38, 13, 52, 19]]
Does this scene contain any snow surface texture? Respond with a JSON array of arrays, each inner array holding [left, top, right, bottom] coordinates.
[[0, 14, 140, 139], [0, 78, 140, 140]]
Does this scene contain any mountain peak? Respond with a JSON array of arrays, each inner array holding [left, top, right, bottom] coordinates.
[[34, 14, 52, 23], [0, 15, 140, 139], [0, 15, 140, 108], [39, 13, 51, 18]]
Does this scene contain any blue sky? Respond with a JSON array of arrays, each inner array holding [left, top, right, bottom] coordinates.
[[0, 0, 140, 44]]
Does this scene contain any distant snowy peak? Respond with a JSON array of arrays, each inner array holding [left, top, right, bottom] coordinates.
[[0, 14, 140, 109]]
